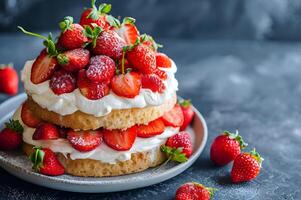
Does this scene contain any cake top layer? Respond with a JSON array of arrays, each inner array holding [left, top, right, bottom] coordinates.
[[19, 0, 178, 117]]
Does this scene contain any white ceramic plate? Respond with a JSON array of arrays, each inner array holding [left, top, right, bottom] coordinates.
[[0, 93, 208, 193]]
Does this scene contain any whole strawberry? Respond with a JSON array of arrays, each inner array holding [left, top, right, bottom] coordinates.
[[0, 64, 18, 95], [30, 147, 64, 176], [49, 70, 76, 95], [58, 16, 88, 50], [179, 99, 195, 131], [0, 120, 23, 150], [210, 130, 247, 166], [86, 55, 115, 83], [175, 182, 216, 200], [57, 48, 90, 72], [231, 149, 263, 183]]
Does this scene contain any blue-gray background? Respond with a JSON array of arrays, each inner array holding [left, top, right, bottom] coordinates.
[[0, 0, 301, 200]]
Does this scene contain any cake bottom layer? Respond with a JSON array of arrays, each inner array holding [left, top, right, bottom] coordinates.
[[23, 142, 166, 177], [26, 93, 177, 130]]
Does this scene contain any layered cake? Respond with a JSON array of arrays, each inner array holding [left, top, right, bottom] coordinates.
[[3, 1, 195, 177]]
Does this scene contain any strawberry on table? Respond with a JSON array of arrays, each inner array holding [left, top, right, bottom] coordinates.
[[114, 17, 139, 45], [18, 27, 59, 84], [175, 182, 217, 200], [231, 149, 263, 183], [0, 120, 23, 150], [86, 55, 115, 83], [32, 123, 59, 140], [103, 126, 137, 151], [30, 147, 64, 176], [67, 130, 103, 152], [92, 30, 125, 59], [136, 118, 165, 138], [21, 101, 42, 128], [162, 104, 184, 127], [141, 74, 165, 93], [58, 16, 88, 50], [77, 69, 110, 100], [156, 52, 172, 68], [210, 130, 247, 166], [50, 70, 76, 95], [162, 131, 193, 161], [80, 1, 111, 29], [0, 64, 18, 95], [179, 99, 195, 131], [57, 48, 90, 72]]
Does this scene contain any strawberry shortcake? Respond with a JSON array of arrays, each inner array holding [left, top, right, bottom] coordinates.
[[2, 1, 195, 177]]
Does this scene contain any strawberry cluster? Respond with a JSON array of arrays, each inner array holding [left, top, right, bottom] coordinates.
[[19, 1, 173, 100]]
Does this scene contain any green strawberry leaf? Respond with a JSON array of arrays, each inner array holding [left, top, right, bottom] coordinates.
[[122, 17, 136, 25], [224, 130, 248, 149], [250, 148, 264, 167], [179, 99, 191, 108], [161, 145, 188, 163], [99, 3, 111, 14], [29, 147, 44, 171], [106, 15, 121, 28], [5, 119, 23, 134], [83, 25, 102, 48], [58, 16, 73, 32]]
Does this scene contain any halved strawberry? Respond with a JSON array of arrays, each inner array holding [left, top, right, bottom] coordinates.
[[31, 49, 58, 84], [77, 69, 110, 100], [86, 55, 115, 83], [57, 48, 90, 72], [136, 118, 165, 138], [115, 23, 139, 45], [32, 123, 59, 140], [156, 52, 172, 68], [162, 104, 184, 127], [49, 70, 76, 95], [67, 130, 103, 152], [141, 74, 165, 93], [21, 101, 42, 128], [111, 72, 141, 98], [103, 126, 137, 151]]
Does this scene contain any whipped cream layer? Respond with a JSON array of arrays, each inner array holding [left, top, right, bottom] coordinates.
[[13, 108, 179, 164], [22, 59, 178, 117]]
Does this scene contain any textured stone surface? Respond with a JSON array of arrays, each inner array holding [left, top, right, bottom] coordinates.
[[0, 35, 301, 199]]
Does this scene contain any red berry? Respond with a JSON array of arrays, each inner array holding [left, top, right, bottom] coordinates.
[[0, 120, 23, 150], [141, 74, 165, 93], [57, 48, 90, 72], [179, 100, 195, 131], [127, 44, 156, 74], [67, 130, 103, 152], [77, 69, 110, 100], [156, 52, 172, 68], [162, 104, 184, 127], [58, 23, 88, 50], [111, 72, 141, 98], [103, 126, 137, 151], [175, 182, 216, 200], [21, 101, 42, 128], [30, 147, 64, 176], [49, 70, 76, 95], [31, 49, 58, 84], [154, 68, 167, 80], [32, 123, 59, 140], [166, 131, 193, 158], [231, 149, 263, 183], [86, 55, 115, 83], [92, 30, 125, 59], [136, 118, 165, 138], [0, 65, 18, 95], [115, 23, 139, 45], [210, 131, 247, 166], [80, 9, 110, 30]]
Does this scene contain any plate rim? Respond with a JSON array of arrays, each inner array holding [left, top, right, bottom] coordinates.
[[0, 93, 208, 192]]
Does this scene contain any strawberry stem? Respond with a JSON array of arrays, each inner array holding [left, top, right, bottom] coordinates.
[[18, 26, 48, 41], [250, 148, 264, 167], [5, 119, 23, 134], [224, 130, 248, 149], [29, 146, 44, 172], [179, 99, 191, 108]]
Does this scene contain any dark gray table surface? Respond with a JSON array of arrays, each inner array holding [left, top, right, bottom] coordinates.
[[0, 34, 300, 200]]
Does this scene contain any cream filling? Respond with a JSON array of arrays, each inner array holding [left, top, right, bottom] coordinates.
[[22, 59, 178, 117]]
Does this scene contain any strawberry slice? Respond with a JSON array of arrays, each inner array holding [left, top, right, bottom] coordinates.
[[77, 69, 110, 100], [21, 101, 42, 128], [161, 104, 184, 127], [115, 24, 139, 45], [31, 49, 58, 84], [32, 123, 59, 140], [67, 130, 103, 152], [141, 74, 165, 93], [103, 126, 137, 151], [111, 72, 141, 98], [136, 118, 165, 138], [156, 52, 172, 68]]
